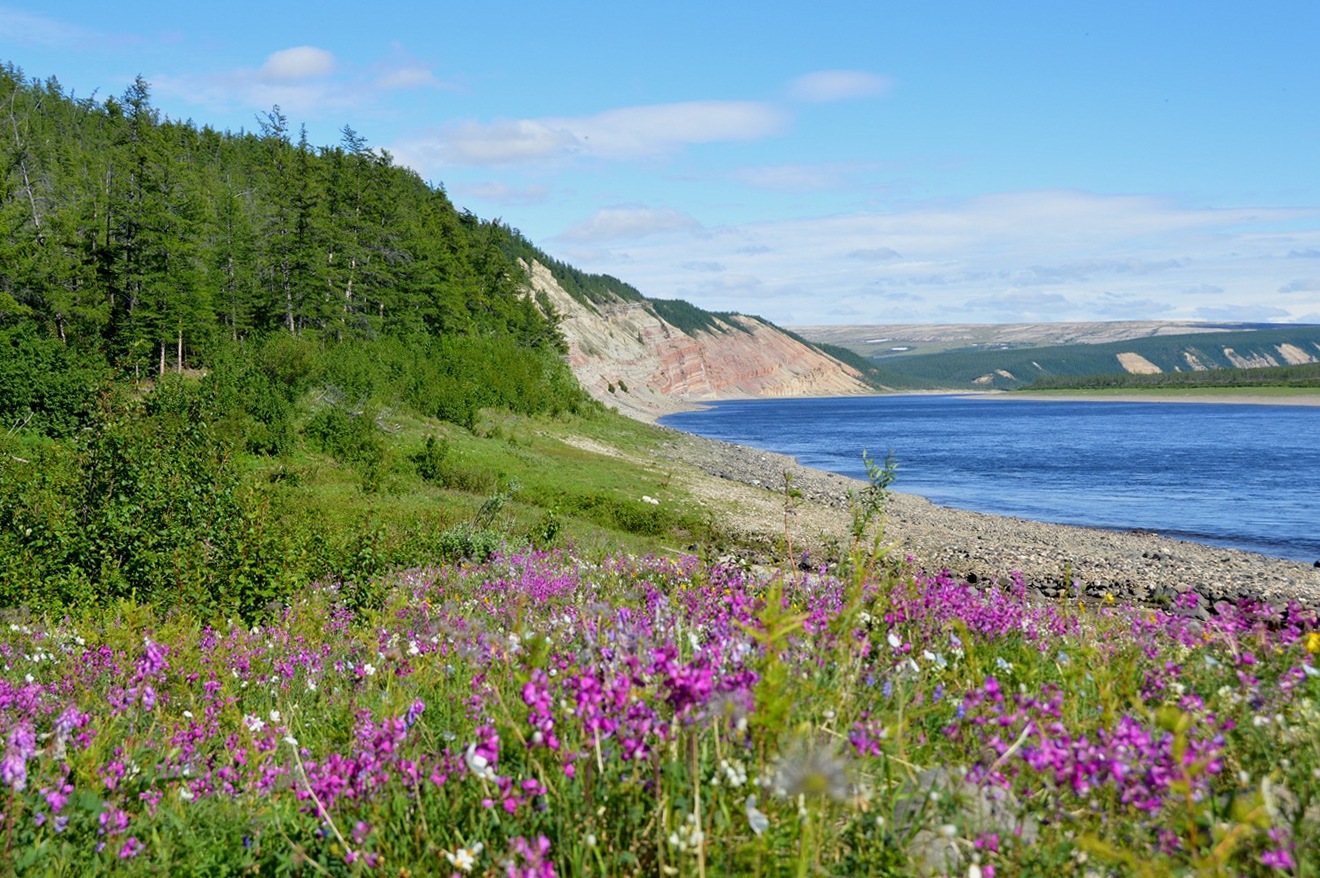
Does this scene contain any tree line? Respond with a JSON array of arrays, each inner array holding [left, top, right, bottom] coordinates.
[[1025, 361, 1320, 391], [1, 62, 583, 435], [0, 62, 611, 614]]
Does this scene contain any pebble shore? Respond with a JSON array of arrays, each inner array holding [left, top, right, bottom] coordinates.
[[652, 427, 1320, 614]]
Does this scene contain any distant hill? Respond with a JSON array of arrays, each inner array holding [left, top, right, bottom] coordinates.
[[791, 322, 1320, 390]]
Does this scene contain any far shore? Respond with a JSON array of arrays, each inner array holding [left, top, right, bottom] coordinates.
[[975, 387, 1320, 406], [627, 387, 1320, 423]]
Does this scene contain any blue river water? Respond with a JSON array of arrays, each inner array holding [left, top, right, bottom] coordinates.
[[659, 395, 1320, 563]]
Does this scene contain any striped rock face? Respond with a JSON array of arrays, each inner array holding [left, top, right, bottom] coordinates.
[[523, 259, 873, 422]]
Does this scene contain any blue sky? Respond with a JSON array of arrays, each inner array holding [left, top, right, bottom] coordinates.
[[5, 1, 1320, 325]]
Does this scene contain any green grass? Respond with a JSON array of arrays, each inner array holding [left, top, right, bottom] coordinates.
[[264, 400, 716, 561], [0, 378, 728, 618]]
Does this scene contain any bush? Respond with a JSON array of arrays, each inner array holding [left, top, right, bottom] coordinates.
[[436, 523, 504, 563], [204, 344, 296, 455], [411, 435, 449, 483], [0, 324, 107, 437], [303, 406, 384, 467], [0, 379, 304, 617]]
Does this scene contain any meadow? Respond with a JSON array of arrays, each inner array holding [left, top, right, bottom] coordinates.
[[3, 470, 1319, 877], [7, 62, 1320, 876]]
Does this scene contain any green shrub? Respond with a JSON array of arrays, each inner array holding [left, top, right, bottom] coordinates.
[[303, 406, 384, 467], [204, 344, 296, 455], [557, 492, 673, 536], [436, 523, 504, 563], [0, 379, 306, 617], [0, 324, 107, 437], [411, 435, 450, 483]]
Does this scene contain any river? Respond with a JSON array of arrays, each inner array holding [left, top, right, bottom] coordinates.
[[660, 394, 1320, 563]]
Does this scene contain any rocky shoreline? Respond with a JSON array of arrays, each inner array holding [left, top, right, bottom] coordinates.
[[650, 426, 1320, 614]]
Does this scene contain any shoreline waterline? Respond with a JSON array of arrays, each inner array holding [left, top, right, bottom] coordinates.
[[658, 392, 1320, 566], [974, 387, 1320, 406], [647, 424, 1320, 608]]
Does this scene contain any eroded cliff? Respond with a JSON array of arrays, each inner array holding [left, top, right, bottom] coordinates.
[[524, 261, 873, 421]]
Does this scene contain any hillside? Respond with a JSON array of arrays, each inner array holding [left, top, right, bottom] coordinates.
[[794, 321, 1320, 390], [0, 60, 877, 615], [790, 320, 1265, 359], [522, 260, 876, 420]]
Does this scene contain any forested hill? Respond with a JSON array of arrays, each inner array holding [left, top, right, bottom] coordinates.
[[0, 63, 590, 431]]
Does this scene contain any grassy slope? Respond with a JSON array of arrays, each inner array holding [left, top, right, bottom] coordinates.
[[250, 398, 720, 564]]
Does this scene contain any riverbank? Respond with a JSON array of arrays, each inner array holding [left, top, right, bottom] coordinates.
[[990, 387, 1320, 406], [623, 386, 1320, 424], [643, 425, 1320, 612]]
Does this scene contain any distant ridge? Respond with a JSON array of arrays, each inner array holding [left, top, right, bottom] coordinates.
[[792, 322, 1320, 390]]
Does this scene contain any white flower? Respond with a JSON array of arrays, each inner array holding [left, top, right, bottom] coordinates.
[[771, 737, 850, 801], [362, 663, 376, 677], [464, 745, 497, 781], [715, 758, 748, 788], [667, 812, 705, 853], [178, 786, 194, 802], [269, 709, 281, 724], [243, 714, 265, 733], [444, 841, 483, 872], [745, 795, 770, 835], [887, 630, 902, 650]]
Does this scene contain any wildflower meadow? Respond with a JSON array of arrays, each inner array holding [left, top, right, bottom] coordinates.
[[3, 530, 1320, 876]]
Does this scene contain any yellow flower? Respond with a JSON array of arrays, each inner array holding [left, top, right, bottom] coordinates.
[[1305, 631, 1320, 654]]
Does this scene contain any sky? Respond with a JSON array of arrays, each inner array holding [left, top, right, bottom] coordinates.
[[4, 1, 1320, 326]]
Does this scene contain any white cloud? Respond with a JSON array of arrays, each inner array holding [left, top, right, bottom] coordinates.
[[454, 180, 550, 206], [788, 70, 893, 103], [558, 207, 702, 243], [259, 47, 336, 82], [1005, 258, 1185, 286], [374, 65, 442, 90], [847, 247, 903, 262], [433, 119, 577, 165], [556, 190, 1320, 324], [1091, 293, 1178, 319], [152, 49, 444, 128], [1279, 278, 1320, 293], [406, 100, 787, 169], [961, 291, 1073, 320], [572, 101, 787, 158]]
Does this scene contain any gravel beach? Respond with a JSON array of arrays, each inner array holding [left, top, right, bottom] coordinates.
[[645, 426, 1320, 613]]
